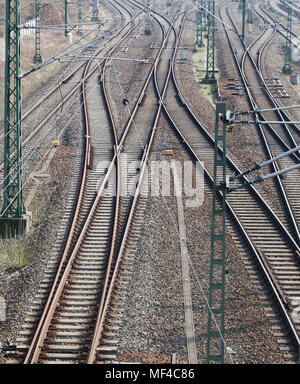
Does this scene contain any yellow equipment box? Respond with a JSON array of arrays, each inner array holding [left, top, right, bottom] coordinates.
[[165, 149, 174, 155]]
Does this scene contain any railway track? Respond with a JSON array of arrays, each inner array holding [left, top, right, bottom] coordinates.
[[3, 0, 143, 363], [0, 0, 139, 170], [105, 0, 300, 363], [277, 0, 300, 19], [5, 0, 186, 364], [223, 2, 300, 247], [0, 0, 146, 216], [226, 3, 300, 247], [0, 0, 125, 137], [103, 0, 300, 363], [208, 0, 300, 362], [261, 1, 299, 40], [254, 4, 300, 239], [3, 0, 300, 365]]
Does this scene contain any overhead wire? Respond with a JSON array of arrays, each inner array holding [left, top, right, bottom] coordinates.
[[0, 20, 111, 145], [0, 52, 108, 197], [0, 58, 107, 216], [1, 0, 237, 361], [0, 14, 118, 192], [95, 3, 237, 363], [0, 0, 140, 203], [1, 0, 138, 195]]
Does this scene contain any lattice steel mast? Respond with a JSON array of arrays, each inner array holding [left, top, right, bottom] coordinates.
[[1, 0, 27, 236], [203, 0, 216, 83], [241, 0, 246, 41], [282, 4, 293, 75], [65, 0, 68, 37], [144, 0, 151, 35], [196, 0, 204, 47], [91, 0, 99, 22], [206, 102, 228, 364], [78, 0, 83, 34], [247, 0, 253, 24], [33, 0, 43, 63]]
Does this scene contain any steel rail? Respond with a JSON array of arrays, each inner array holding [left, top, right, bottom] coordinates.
[[260, 1, 299, 40], [220, 3, 300, 247], [86, 2, 186, 363], [161, 2, 300, 362], [251, 4, 300, 141], [231, 4, 300, 245], [174, 1, 300, 361], [219, 3, 299, 250], [0, 1, 144, 175], [86, 0, 182, 364], [0, 0, 127, 139], [23, 0, 178, 364], [233, 5, 300, 158], [218, 4, 299, 249], [277, 0, 300, 18], [257, 3, 300, 135], [22, 0, 145, 363]]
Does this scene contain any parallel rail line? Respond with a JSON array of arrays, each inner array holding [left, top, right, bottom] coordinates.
[[6, 0, 186, 364]]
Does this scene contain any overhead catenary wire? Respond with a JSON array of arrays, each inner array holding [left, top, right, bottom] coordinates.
[[0, 58, 107, 215], [181, 0, 236, 33], [0, 55, 107, 197], [0, 34, 115, 192], [19, 21, 119, 79], [60, 55, 150, 63], [230, 163, 300, 192], [103, 0, 237, 362], [1, 3, 143, 190], [89, 5, 236, 362], [18, 6, 146, 79], [96, 6, 237, 363], [1, 1, 237, 362], [19, 19, 121, 29], [231, 145, 300, 181], [0, 23, 112, 143]]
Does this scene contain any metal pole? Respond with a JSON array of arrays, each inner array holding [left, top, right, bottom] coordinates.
[[203, 0, 216, 83], [196, 0, 204, 47], [242, 0, 246, 41], [144, 0, 151, 35], [206, 102, 227, 364], [2, 0, 25, 219], [78, 0, 82, 35], [65, 0, 68, 37], [33, 0, 43, 63], [282, 4, 292, 75]]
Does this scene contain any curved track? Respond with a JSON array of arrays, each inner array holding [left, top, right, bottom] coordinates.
[[213, 0, 300, 362], [6, 0, 186, 364], [4, 0, 300, 365]]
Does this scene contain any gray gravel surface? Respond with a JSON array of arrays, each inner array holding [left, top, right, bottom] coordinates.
[[114, 5, 288, 364], [115, 108, 286, 363], [0, 114, 82, 363], [0, 0, 121, 362]]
